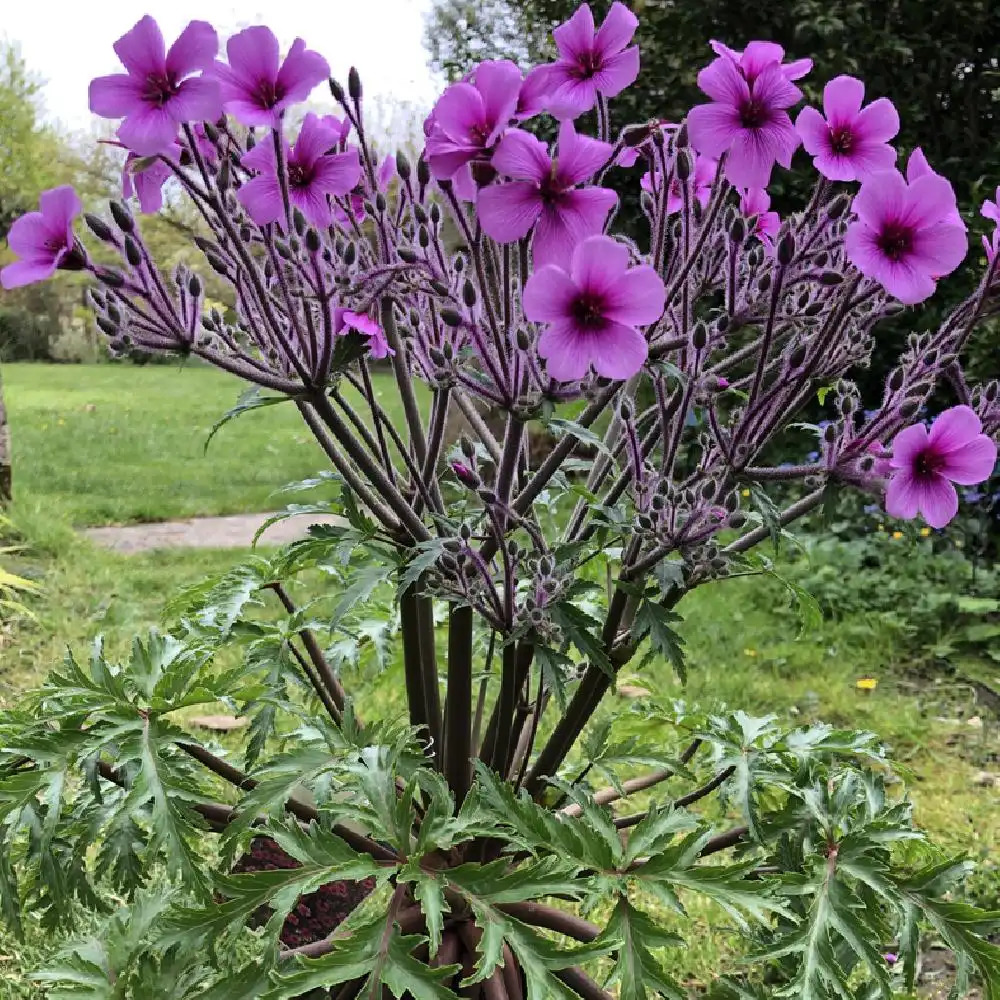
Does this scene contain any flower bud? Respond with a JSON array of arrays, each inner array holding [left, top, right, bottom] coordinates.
[[95, 315, 118, 337], [429, 203, 441, 225], [517, 328, 532, 350], [188, 273, 202, 297], [418, 225, 430, 248], [899, 398, 921, 419], [217, 157, 231, 192], [636, 513, 653, 531], [470, 161, 497, 187], [413, 203, 427, 224], [375, 192, 387, 214], [813, 251, 829, 267], [344, 242, 357, 266], [826, 194, 851, 220], [239, 224, 253, 243], [715, 312, 730, 333], [395, 150, 411, 180], [398, 247, 419, 263], [727, 510, 747, 528], [245, 131, 257, 150], [417, 157, 431, 187], [305, 228, 321, 254], [787, 342, 808, 371], [823, 423, 837, 443], [85, 214, 115, 242], [460, 436, 476, 459], [819, 271, 843, 286], [691, 321, 709, 351], [292, 208, 307, 236], [674, 122, 688, 148], [439, 306, 463, 327], [462, 279, 477, 308], [97, 267, 126, 288], [329, 77, 346, 103], [729, 217, 746, 244], [776, 231, 795, 265], [205, 251, 229, 276], [429, 279, 450, 297], [804, 302, 823, 317], [622, 123, 651, 146], [453, 253, 465, 272], [110, 200, 134, 233], [675, 149, 693, 181], [348, 67, 362, 103]]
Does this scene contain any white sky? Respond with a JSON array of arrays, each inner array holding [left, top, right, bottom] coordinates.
[[2, 0, 442, 137]]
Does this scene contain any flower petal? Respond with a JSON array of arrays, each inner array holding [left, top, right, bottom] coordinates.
[[478, 181, 542, 243], [38, 186, 83, 231], [939, 437, 998, 485], [275, 38, 330, 105], [89, 74, 144, 119], [491, 129, 550, 182], [569, 234, 629, 294], [537, 320, 593, 382], [238, 173, 284, 226], [167, 76, 222, 123], [592, 45, 640, 98], [884, 470, 920, 520], [226, 26, 280, 87], [590, 321, 648, 379], [601, 264, 666, 326], [523, 264, 578, 323], [293, 113, 341, 168], [696, 57, 748, 106], [553, 4, 596, 62], [927, 405, 982, 453], [888, 423, 930, 468], [473, 60, 522, 139], [594, 1, 638, 56], [114, 15, 166, 77], [907, 223, 967, 279], [750, 64, 802, 110], [795, 106, 829, 156], [544, 68, 599, 120], [311, 149, 363, 197], [432, 82, 485, 139], [851, 170, 907, 229], [823, 75, 864, 121], [739, 41, 786, 80], [917, 475, 959, 528], [165, 20, 218, 77], [0, 258, 57, 289], [554, 121, 613, 186], [116, 106, 180, 156], [687, 102, 741, 158], [853, 97, 899, 143], [532, 187, 616, 268]]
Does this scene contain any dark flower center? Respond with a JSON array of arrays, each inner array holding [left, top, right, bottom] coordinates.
[[571, 292, 607, 330], [829, 125, 854, 154], [876, 222, 914, 262], [914, 448, 944, 478], [738, 98, 769, 129], [574, 49, 603, 80], [254, 79, 284, 110], [287, 160, 314, 189], [143, 72, 181, 107]]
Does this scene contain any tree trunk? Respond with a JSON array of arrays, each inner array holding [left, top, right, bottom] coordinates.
[[0, 366, 10, 503]]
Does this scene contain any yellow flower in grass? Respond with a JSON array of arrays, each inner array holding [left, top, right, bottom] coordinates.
[[891, 530, 904, 540], [856, 677, 878, 692], [743, 647, 758, 658], [741, 488, 751, 497], [920, 527, 931, 537]]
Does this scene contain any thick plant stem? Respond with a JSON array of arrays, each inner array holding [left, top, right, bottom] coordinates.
[[380, 296, 428, 468], [553, 967, 614, 1000], [417, 592, 443, 767], [480, 641, 532, 773], [400, 587, 432, 752], [498, 903, 600, 942], [445, 603, 474, 805], [488, 642, 519, 775]]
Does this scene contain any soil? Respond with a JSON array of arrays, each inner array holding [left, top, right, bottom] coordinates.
[[82, 511, 345, 553]]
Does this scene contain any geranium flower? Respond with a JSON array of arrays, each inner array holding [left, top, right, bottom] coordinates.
[[885, 405, 997, 528], [642, 152, 717, 214], [336, 310, 395, 359], [739, 187, 780, 249], [981, 185, 1000, 263], [795, 75, 899, 181], [424, 60, 522, 179], [89, 16, 220, 156], [845, 169, 967, 303], [211, 26, 329, 128], [478, 121, 616, 267], [1, 186, 83, 289], [906, 148, 965, 228], [709, 40, 812, 84], [530, 2, 640, 120], [122, 152, 174, 214], [687, 49, 803, 189], [522, 234, 665, 381], [238, 114, 361, 228]]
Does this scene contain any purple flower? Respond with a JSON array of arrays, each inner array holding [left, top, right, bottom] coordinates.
[[981, 186, 1000, 263], [478, 121, 616, 268], [424, 60, 522, 179], [710, 40, 812, 84], [642, 153, 718, 214], [337, 310, 395, 359], [211, 26, 329, 128], [885, 406, 997, 528], [1, 186, 83, 290], [845, 169, 967, 304], [530, 2, 640, 121], [89, 16, 220, 156], [740, 187, 780, 249], [122, 151, 174, 213], [884, 953, 899, 966], [238, 114, 361, 228], [906, 148, 965, 229], [688, 49, 803, 189], [522, 234, 665, 381], [795, 75, 899, 181]]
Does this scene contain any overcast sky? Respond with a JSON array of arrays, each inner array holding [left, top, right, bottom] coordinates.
[[2, 0, 442, 136]]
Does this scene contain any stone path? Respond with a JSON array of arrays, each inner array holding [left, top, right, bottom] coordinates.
[[83, 512, 345, 553]]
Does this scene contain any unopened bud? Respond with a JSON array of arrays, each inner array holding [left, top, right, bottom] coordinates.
[[95, 315, 118, 336], [417, 157, 431, 187], [429, 279, 450, 297], [96, 267, 125, 288], [788, 343, 808, 370], [188, 274, 202, 297], [292, 208, 307, 236], [729, 218, 746, 244], [462, 279, 477, 308], [418, 225, 430, 248], [439, 306, 463, 327], [727, 511, 747, 528], [375, 192, 387, 214], [823, 423, 837, 443], [85, 214, 114, 242], [348, 67, 362, 103], [413, 203, 427, 224], [899, 398, 921, 419], [460, 436, 476, 459], [397, 247, 419, 263], [804, 301, 823, 317], [622, 123, 651, 147], [776, 231, 795, 265], [395, 151, 411, 180], [691, 322, 708, 351], [305, 228, 321, 254], [826, 194, 851, 220], [344, 242, 357, 266], [110, 200, 134, 233], [819, 271, 843, 286], [429, 203, 441, 224], [217, 157, 231, 192], [674, 122, 688, 148], [329, 77, 346, 103], [205, 251, 229, 276], [517, 328, 532, 350], [675, 149, 693, 181]]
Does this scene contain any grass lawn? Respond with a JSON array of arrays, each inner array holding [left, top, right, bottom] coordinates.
[[0, 362, 997, 996], [2, 361, 413, 527]]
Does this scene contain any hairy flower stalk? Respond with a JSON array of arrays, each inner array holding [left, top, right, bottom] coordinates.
[[4, 8, 1000, 999]]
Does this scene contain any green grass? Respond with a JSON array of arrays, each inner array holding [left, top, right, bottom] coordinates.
[[2, 362, 411, 527], [0, 362, 997, 996]]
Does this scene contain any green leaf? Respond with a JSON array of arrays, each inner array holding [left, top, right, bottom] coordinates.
[[631, 599, 686, 680], [204, 387, 291, 454], [747, 482, 783, 552], [549, 601, 612, 678], [597, 897, 685, 1000], [542, 416, 614, 459], [406, 864, 447, 958]]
